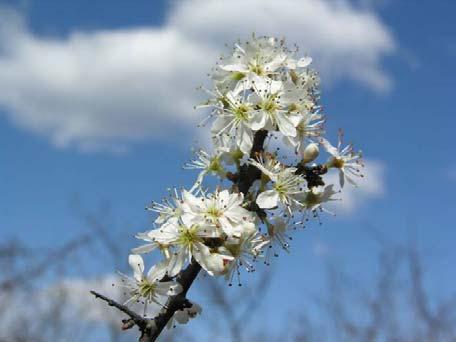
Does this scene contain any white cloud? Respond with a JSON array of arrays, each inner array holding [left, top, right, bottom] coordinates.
[[0, 1, 395, 151], [326, 159, 386, 214]]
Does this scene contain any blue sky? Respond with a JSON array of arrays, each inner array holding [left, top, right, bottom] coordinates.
[[0, 0, 455, 339]]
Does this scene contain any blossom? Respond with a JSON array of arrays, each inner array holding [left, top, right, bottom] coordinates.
[[184, 149, 226, 192], [214, 35, 312, 92], [146, 188, 185, 225], [221, 224, 268, 284], [166, 302, 202, 329], [250, 158, 306, 211], [284, 113, 325, 155], [182, 190, 255, 238], [300, 185, 339, 216], [265, 217, 293, 252], [210, 90, 255, 154], [320, 134, 363, 187], [145, 216, 232, 277], [249, 79, 301, 137], [215, 36, 288, 88], [118, 255, 182, 317]]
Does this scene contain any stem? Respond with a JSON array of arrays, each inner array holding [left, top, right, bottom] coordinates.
[[91, 130, 269, 341]]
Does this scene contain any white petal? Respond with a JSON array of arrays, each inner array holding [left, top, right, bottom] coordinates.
[[167, 249, 187, 277], [297, 56, 312, 68], [128, 254, 144, 282], [320, 138, 338, 156], [131, 243, 157, 254], [147, 260, 168, 282], [256, 190, 279, 209], [193, 242, 233, 276], [339, 169, 345, 188], [276, 113, 296, 137], [250, 110, 267, 131], [220, 64, 249, 72]]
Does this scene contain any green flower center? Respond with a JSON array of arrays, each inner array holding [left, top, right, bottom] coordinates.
[[225, 243, 241, 258], [305, 191, 321, 208], [273, 181, 287, 195], [208, 156, 223, 173], [234, 104, 251, 121], [206, 205, 223, 219], [329, 157, 344, 169], [288, 103, 300, 112], [249, 62, 265, 76], [261, 98, 278, 114], [177, 225, 201, 246], [231, 71, 246, 81], [139, 280, 156, 299]]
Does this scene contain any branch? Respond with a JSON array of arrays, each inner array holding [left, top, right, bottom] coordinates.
[[90, 290, 148, 330], [91, 130, 269, 341]]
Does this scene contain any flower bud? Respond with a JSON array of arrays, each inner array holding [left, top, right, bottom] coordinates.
[[302, 143, 319, 163]]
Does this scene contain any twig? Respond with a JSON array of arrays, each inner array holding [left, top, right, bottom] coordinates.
[[91, 130, 269, 341], [90, 290, 148, 330]]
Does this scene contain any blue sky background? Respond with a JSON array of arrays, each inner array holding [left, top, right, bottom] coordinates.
[[0, 0, 455, 340]]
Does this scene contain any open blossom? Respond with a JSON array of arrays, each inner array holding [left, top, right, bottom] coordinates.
[[221, 224, 268, 284], [284, 112, 325, 155], [146, 188, 185, 225], [300, 185, 339, 215], [265, 217, 293, 252], [144, 216, 232, 277], [182, 190, 255, 238], [320, 134, 363, 187], [249, 79, 301, 137], [250, 158, 306, 211], [214, 36, 287, 89], [184, 149, 226, 192], [118, 255, 182, 317], [214, 35, 312, 91], [210, 90, 255, 154]]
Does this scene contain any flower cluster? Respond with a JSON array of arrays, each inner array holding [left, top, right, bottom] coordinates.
[[118, 34, 364, 329]]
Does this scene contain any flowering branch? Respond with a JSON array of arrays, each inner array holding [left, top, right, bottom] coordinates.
[[91, 34, 365, 341]]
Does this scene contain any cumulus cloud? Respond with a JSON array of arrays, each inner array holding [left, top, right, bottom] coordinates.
[[326, 159, 386, 214], [0, 1, 395, 151]]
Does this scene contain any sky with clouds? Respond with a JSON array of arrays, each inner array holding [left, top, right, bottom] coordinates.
[[0, 0, 455, 339]]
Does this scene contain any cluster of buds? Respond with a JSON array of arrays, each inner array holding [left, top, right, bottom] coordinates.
[[117, 34, 364, 327]]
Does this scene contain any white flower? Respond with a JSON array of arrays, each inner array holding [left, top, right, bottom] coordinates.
[[284, 113, 325, 155], [215, 36, 289, 88], [184, 149, 226, 192], [320, 134, 363, 187], [147, 217, 233, 277], [265, 217, 293, 252], [300, 185, 339, 216], [182, 190, 255, 238], [249, 79, 301, 137], [210, 90, 255, 154], [222, 223, 268, 284], [250, 158, 305, 212], [118, 255, 182, 317], [146, 188, 185, 225], [166, 302, 202, 329], [131, 231, 169, 256]]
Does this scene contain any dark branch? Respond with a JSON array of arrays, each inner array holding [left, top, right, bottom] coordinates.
[[91, 130, 269, 341], [295, 163, 328, 188], [90, 290, 148, 330], [238, 129, 268, 195]]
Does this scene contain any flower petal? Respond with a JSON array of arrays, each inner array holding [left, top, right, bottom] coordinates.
[[128, 254, 144, 282], [256, 190, 279, 209]]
